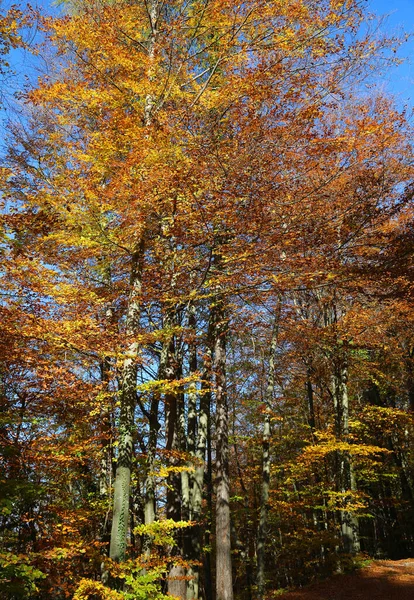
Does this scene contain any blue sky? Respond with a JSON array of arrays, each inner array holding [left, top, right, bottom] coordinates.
[[369, 0, 414, 108]]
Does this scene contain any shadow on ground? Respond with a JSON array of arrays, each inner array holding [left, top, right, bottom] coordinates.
[[279, 559, 414, 600]]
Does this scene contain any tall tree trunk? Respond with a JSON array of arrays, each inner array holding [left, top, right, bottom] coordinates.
[[204, 389, 214, 600], [333, 358, 360, 555], [306, 366, 316, 436], [257, 306, 280, 599], [324, 298, 360, 556], [109, 0, 158, 564], [187, 338, 211, 600], [109, 246, 144, 562], [99, 351, 114, 560], [143, 392, 159, 556], [213, 295, 233, 600], [406, 349, 414, 412], [169, 378, 188, 600], [186, 303, 203, 600], [100, 272, 115, 509], [163, 308, 187, 600], [233, 415, 253, 600], [305, 363, 330, 563]]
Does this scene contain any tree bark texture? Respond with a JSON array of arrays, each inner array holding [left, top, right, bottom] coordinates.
[[163, 308, 187, 600], [109, 0, 159, 563], [213, 297, 233, 600], [257, 306, 280, 599], [110, 247, 143, 562], [333, 357, 360, 555], [187, 343, 211, 600]]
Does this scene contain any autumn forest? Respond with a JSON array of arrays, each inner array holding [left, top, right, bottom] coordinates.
[[0, 1, 413, 599]]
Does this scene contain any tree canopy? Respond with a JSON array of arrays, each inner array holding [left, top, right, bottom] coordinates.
[[0, 1, 413, 599]]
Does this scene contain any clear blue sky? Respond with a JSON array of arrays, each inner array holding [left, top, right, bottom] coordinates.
[[369, 0, 414, 108]]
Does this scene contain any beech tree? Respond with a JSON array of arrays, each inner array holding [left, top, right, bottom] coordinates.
[[0, 2, 413, 600]]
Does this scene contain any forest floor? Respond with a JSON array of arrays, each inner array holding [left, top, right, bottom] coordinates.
[[279, 559, 414, 599]]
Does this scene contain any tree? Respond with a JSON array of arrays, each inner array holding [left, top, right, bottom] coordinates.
[[1, 2, 413, 599]]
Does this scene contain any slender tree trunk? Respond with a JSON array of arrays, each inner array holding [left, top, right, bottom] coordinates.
[[99, 353, 113, 551], [110, 246, 144, 562], [305, 364, 329, 564], [406, 349, 414, 412], [401, 350, 414, 499], [188, 348, 211, 600], [187, 306, 198, 465], [306, 367, 316, 436], [204, 390, 214, 600], [257, 306, 280, 599], [323, 298, 359, 556], [213, 295, 233, 600], [100, 277, 115, 507], [143, 393, 159, 555], [170, 362, 188, 600], [233, 415, 253, 600], [99, 320, 113, 495], [162, 308, 187, 600], [186, 303, 203, 600], [333, 359, 360, 555]]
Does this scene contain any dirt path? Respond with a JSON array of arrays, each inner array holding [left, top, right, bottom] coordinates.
[[279, 559, 414, 600]]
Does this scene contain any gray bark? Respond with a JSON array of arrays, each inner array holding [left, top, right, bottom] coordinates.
[[110, 0, 159, 564], [99, 351, 114, 554], [323, 299, 360, 555], [109, 247, 144, 562], [306, 367, 316, 436], [205, 385, 214, 600], [333, 360, 360, 554], [143, 393, 159, 555], [257, 306, 280, 599], [163, 308, 186, 600], [187, 336, 211, 600], [185, 303, 200, 599], [213, 297, 233, 600], [99, 357, 113, 500]]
